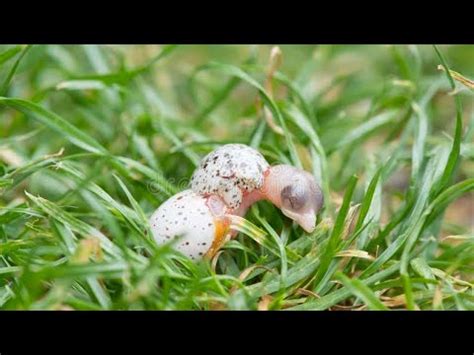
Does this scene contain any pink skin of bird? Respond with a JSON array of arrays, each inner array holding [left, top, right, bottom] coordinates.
[[204, 164, 324, 238]]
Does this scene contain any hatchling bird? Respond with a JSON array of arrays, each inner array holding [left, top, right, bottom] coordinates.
[[149, 144, 324, 261]]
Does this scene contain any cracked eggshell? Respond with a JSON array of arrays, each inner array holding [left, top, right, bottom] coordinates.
[[190, 144, 270, 210], [149, 190, 216, 261]]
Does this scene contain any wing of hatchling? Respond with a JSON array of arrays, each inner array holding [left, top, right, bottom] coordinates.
[[190, 144, 270, 210]]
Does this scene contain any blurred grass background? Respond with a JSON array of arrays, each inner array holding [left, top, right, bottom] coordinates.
[[0, 45, 472, 310]]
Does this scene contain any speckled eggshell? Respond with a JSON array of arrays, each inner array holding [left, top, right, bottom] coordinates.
[[190, 144, 270, 210], [149, 190, 215, 261]]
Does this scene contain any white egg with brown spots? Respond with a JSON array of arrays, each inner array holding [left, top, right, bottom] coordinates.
[[190, 144, 270, 210], [149, 190, 230, 261]]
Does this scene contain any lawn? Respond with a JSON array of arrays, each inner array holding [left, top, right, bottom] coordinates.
[[0, 44, 472, 310]]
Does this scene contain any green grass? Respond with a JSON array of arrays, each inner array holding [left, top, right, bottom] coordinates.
[[0, 44, 473, 310]]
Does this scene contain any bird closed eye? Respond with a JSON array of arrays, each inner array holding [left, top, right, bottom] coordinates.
[[281, 185, 306, 211]]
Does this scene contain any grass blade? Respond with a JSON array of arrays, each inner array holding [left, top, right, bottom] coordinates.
[[0, 97, 107, 155], [313, 175, 358, 290], [0, 45, 32, 96], [432, 45, 463, 196], [335, 271, 388, 310]]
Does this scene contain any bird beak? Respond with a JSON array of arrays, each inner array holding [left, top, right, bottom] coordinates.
[[281, 209, 316, 233], [296, 212, 316, 233]]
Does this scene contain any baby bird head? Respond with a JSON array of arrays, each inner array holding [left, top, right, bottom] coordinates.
[[263, 164, 324, 233]]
